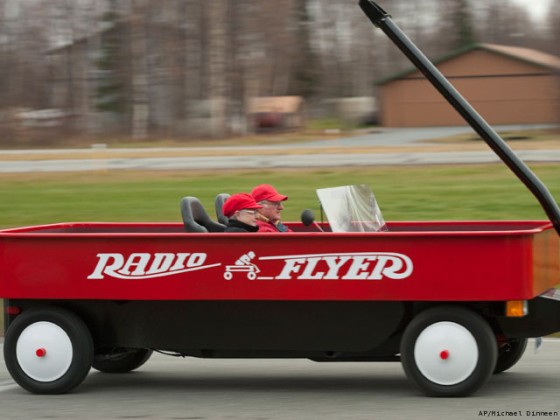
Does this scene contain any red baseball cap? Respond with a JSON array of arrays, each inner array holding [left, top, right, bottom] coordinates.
[[251, 184, 288, 202], [222, 193, 263, 217]]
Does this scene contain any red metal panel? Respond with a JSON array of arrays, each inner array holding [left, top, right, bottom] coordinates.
[[0, 221, 556, 302]]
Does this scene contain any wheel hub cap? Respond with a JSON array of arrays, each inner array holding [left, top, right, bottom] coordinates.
[[16, 321, 73, 382], [414, 321, 478, 385]]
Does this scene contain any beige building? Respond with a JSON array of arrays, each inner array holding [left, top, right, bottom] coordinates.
[[377, 44, 560, 127], [248, 96, 305, 130]]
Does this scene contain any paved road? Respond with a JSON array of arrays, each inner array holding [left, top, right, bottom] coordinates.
[[1, 150, 559, 173], [1, 125, 558, 173], [1, 339, 559, 419]]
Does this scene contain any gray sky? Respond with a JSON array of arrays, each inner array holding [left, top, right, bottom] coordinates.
[[511, 0, 553, 19]]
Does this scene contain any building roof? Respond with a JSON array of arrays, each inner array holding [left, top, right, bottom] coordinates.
[[480, 43, 560, 70], [377, 43, 560, 85]]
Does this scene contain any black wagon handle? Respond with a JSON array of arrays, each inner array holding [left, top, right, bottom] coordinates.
[[359, 0, 560, 236]]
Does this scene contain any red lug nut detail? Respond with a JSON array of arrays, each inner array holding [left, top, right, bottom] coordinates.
[[439, 350, 450, 360], [35, 348, 47, 358]]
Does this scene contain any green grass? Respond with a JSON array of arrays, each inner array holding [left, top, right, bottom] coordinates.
[[1, 164, 560, 336], [305, 117, 366, 131], [1, 163, 559, 228]]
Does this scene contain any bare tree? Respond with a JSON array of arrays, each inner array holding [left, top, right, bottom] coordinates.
[[129, 2, 149, 139], [544, 2, 560, 56], [1, 0, 557, 144], [477, 0, 534, 47], [206, 0, 229, 138]]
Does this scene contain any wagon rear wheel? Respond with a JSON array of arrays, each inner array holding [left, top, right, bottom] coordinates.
[[494, 337, 528, 374], [400, 306, 497, 397], [92, 348, 153, 373], [3, 307, 93, 394]]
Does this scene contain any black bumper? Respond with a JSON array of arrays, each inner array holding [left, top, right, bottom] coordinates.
[[497, 289, 560, 337]]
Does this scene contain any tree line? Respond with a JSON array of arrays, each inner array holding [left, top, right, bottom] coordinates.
[[0, 0, 558, 143]]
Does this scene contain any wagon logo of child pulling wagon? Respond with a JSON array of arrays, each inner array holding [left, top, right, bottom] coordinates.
[[223, 251, 260, 280]]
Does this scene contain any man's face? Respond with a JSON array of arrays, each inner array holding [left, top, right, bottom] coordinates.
[[258, 200, 284, 223], [236, 209, 258, 226]]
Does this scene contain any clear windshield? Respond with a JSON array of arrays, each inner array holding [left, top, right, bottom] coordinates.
[[316, 184, 387, 232]]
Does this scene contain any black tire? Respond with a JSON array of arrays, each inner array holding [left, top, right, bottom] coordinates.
[[92, 348, 153, 373], [400, 306, 497, 397], [494, 337, 528, 374], [3, 306, 93, 394]]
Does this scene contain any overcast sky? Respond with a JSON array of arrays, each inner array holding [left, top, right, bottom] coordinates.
[[511, 0, 553, 19]]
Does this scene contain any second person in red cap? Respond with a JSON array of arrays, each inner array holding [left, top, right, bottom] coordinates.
[[251, 184, 292, 233], [222, 193, 263, 232]]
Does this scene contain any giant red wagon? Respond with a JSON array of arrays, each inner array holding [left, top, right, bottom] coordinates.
[[1, 1, 559, 397]]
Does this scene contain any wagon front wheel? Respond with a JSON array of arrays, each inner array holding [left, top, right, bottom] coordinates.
[[400, 306, 497, 397], [3, 307, 93, 394]]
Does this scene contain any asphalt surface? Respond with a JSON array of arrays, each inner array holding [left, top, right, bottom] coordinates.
[[0, 339, 559, 419], [2, 149, 560, 173], [0, 125, 559, 173]]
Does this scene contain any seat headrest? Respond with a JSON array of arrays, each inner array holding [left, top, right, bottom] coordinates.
[[215, 193, 231, 225], [180, 196, 225, 233]]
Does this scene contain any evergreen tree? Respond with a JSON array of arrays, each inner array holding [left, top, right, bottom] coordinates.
[[291, 0, 319, 98], [450, 0, 477, 49], [95, 7, 126, 115]]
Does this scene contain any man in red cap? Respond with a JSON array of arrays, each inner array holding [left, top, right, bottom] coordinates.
[[251, 184, 292, 233], [222, 193, 264, 232]]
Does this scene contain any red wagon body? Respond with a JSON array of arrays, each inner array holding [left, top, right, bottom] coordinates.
[[0, 220, 558, 302]]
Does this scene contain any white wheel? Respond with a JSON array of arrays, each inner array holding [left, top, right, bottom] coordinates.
[[4, 307, 93, 394], [16, 321, 74, 382], [414, 321, 478, 385], [400, 306, 497, 397]]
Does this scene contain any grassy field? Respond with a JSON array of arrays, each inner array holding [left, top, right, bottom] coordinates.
[[1, 163, 559, 228], [1, 163, 560, 335]]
